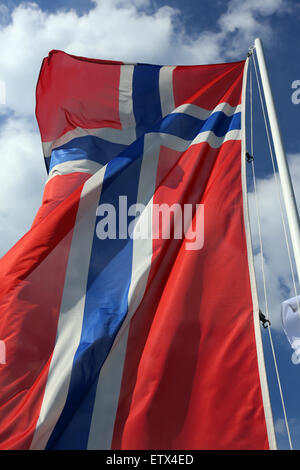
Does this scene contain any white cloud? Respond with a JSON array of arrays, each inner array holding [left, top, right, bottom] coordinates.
[[275, 417, 287, 435], [0, 1, 179, 116], [275, 416, 300, 448], [218, 0, 287, 57], [0, 3, 9, 25], [0, 116, 46, 257]]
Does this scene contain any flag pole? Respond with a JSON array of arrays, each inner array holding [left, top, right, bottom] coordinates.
[[254, 37, 300, 287]]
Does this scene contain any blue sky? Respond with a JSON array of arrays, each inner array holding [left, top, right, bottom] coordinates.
[[1, 0, 300, 450]]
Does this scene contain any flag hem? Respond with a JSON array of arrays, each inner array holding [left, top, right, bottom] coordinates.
[[240, 56, 277, 450]]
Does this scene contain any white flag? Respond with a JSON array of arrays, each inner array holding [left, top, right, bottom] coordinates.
[[281, 296, 300, 364]]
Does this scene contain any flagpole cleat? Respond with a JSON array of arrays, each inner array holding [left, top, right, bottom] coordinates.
[[259, 309, 271, 328]]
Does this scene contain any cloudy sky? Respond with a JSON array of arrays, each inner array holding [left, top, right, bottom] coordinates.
[[1, 0, 300, 450]]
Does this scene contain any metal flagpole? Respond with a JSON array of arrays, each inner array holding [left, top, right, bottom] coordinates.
[[254, 37, 300, 287]]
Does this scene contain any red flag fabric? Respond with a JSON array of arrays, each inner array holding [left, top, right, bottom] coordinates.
[[0, 51, 276, 450]]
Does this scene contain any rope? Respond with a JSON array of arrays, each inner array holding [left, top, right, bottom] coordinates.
[[248, 50, 293, 450], [252, 51, 300, 309]]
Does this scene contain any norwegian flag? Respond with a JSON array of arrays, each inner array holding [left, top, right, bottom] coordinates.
[[0, 50, 276, 450]]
